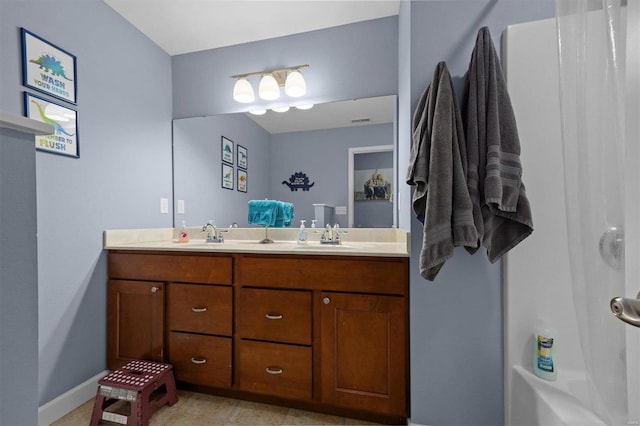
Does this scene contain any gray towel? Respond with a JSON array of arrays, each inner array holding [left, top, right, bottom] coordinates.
[[407, 62, 478, 281], [463, 27, 533, 262]]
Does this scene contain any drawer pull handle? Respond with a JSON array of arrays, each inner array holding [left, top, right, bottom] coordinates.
[[265, 367, 283, 375], [191, 357, 207, 365], [265, 313, 283, 320], [191, 307, 208, 313], [151, 286, 159, 293]]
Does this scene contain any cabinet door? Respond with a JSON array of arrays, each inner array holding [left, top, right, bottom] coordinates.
[[320, 292, 407, 417], [107, 279, 164, 369]]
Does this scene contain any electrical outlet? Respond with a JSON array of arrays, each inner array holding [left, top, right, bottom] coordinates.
[[177, 199, 185, 214], [335, 206, 347, 215], [160, 198, 169, 214]]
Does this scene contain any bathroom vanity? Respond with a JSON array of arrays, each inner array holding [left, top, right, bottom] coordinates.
[[104, 228, 410, 424]]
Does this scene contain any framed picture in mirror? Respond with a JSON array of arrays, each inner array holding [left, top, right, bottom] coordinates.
[[237, 169, 247, 192], [221, 136, 234, 164], [237, 144, 247, 169], [222, 163, 233, 190]]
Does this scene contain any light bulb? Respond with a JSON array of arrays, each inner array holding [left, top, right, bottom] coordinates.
[[249, 109, 267, 115], [295, 104, 314, 110], [259, 74, 280, 100], [233, 78, 255, 103], [272, 106, 290, 113], [285, 70, 306, 97]]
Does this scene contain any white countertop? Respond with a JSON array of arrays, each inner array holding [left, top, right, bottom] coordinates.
[[104, 227, 409, 257]]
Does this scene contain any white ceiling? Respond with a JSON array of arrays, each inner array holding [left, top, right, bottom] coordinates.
[[247, 95, 395, 134], [103, 0, 401, 56]]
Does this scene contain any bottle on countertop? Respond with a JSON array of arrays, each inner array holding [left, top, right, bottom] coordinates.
[[297, 220, 308, 244], [178, 220, 189, 243]]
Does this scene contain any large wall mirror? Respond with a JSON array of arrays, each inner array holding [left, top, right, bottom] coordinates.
[[172, 95, 397, 229]]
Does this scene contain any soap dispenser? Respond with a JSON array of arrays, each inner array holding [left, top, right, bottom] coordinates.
[[178, 220, 189, 243], [297, 220, 308, 244], [311, 220, 317, 228]]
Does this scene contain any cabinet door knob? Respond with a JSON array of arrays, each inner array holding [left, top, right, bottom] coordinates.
[[323, 297, 331, 305], [191, 357, 207, 365], [265, 313, 283, 320], [151, 286, 159, 293], [191, 307, 208, 313], [265, 367, 283, 375]]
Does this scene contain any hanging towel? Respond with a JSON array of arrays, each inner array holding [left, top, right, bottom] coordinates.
[[248, 200, 295, 228], [274, 201, 295, 227], [407, 62, 478, 281], [463, 26, 533, 262]]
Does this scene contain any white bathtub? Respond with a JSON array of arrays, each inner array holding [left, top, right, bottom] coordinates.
[[510, 365, 606, 426]]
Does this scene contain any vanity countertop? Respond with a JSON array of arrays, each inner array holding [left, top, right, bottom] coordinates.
[[104, 227, 409, 257]]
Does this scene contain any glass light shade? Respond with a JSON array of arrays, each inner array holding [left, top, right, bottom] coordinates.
[[272, 106, 290, 113], [295, 104, 314, 110], [258, 74, 280, 100], [285, 70, 306, 97], [233, 78, 255, 103], [249, 109, 267, 115]]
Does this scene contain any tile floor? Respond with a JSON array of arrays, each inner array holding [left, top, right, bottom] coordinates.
[[52, 389, 383, 425]]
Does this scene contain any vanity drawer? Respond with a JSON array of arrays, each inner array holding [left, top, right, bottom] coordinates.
[[237, 288, 311, 345], [109, 252, 233, 284], [237, 340, 311, 400], [168, 332, 231, 388], [236, 255, 408, 295], [168, 284, 232, 336]]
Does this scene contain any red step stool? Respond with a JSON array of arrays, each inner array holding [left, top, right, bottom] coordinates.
[[90, 360, 178, 426]]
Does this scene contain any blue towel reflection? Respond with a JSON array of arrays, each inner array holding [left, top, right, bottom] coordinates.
[[248, 200, 294, 227]]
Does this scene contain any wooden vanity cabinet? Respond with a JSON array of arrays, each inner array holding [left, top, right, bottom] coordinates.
[[107, 279, 165, 368], [107, 250, 409, 424], [236, 254, 409, 421]]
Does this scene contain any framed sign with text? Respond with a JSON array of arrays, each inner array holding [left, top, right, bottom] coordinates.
[[22, 28, 77, 104]]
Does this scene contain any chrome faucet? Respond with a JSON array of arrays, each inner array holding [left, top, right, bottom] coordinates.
[[610, 292, 640, 328], [203, 221, 225, 243], [320, 224, 346, 245]]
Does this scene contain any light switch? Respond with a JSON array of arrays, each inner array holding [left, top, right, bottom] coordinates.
[[177, 199, 185, 214], [160, 198, 169, 214]]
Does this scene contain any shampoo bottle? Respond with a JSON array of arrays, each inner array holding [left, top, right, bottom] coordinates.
[[178, 220, 189, 243], [533, 326, 557, 381], [297, 220, 308, 244]]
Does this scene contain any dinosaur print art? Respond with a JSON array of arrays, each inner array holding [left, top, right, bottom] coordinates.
[[29, 54, 73, 81], [30, 100, 75, 137]]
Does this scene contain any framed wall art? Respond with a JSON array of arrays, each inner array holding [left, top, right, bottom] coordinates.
[[21, 28, 77, 104], [237, 169, 247, 192], [24, 92, 79, 158], [221, 136, 234, 164], [237, 144, 247, 169], [222, 163, 234, 190]]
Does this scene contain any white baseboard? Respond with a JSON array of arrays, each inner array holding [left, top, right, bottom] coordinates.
[[38, 370, 108, 426]]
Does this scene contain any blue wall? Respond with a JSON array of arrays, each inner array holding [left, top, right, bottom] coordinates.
[[173, 114, 272, 227], [398, 1, 555, 425], [172, 17, 399, 118], [0, 127, 39, 425], [1, 0, 173, 407], [270, 124, 394, 227]]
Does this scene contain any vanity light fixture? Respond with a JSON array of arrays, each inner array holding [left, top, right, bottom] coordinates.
[[231, 65, 309, 103]]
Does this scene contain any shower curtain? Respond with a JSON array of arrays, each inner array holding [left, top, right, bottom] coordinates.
[[555, 0, 639, 424]]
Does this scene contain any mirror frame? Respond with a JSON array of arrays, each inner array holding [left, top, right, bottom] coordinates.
[[348, 144, 394, 228]]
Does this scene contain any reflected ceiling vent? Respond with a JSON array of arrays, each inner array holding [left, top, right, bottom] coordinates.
[[350, 118, 371, 123]]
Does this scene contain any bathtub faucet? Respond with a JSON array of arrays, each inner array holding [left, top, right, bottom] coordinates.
[[610, 292, 640, 328]]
